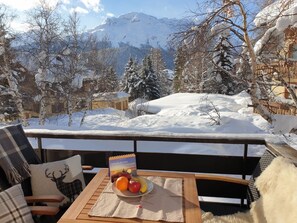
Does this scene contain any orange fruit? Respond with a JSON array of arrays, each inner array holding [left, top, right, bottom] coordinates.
[[115, 176, 129, 191]]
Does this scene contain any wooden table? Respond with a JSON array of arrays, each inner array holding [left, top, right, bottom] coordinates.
[[58, 169, 202, 223]]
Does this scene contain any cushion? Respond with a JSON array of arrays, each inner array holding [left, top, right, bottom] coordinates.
[[0, 184, 34, 223], [201, 157, 297, 223], [251, 156, 297, 223], [30, 155, 85, 208], [202, 211, 252, 223]]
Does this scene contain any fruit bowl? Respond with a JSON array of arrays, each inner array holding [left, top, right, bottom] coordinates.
[[112, 177, 154, 197]]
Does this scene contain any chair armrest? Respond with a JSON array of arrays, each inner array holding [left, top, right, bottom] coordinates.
[[82, 165, 93, 170], [30, 206, 60, 216], [195, 174, 249, 186], [25, 195, 64, 203]]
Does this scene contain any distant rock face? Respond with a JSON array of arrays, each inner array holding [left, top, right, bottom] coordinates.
[[88, 12, 186, 49], [14, 12, 185, 76]]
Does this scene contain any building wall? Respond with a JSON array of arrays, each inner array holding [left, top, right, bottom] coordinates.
[[91, 98, 129, 110], [262, 28, 297, 99]]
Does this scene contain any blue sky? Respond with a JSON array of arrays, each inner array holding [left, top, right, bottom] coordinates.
[[0, 0, 198, 32]]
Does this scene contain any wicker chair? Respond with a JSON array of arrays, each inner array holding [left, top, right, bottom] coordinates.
[[196, 149, 277, 216]]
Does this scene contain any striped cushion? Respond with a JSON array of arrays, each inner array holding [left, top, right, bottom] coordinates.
[[0, 184, 34, 223]]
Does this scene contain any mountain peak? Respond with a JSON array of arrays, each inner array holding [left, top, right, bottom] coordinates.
[[118, 12, 157, 21], [89, 12, 185, 48]]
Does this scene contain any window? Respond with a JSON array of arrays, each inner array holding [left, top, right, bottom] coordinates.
[[52, 103, 64, 113], [115, 102, 122, 110]]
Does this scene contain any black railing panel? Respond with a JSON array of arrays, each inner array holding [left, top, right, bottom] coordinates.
[[26, 132, 267, 175], [197, 180, 247, 198], [136, 152, 260, 175]]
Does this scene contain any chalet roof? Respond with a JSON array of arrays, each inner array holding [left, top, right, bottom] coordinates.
[[254, 0, 297, 27], [254, 0, 297, 55]]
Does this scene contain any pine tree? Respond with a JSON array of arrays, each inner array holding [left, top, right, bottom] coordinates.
[[203, 32, 236, 95], [138, 56, 160, 100], [108, 67, 119, 92], [100, 67, 118, 92], [121, 57, 141, 100]]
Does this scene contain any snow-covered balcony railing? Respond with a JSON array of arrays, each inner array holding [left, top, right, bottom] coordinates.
[[24, 129, 297, 209], [24, 129, 269, 178]]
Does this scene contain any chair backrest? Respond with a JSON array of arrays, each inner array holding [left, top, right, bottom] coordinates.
[[0, 124, 41, 195], [246, 149, 277, 205]]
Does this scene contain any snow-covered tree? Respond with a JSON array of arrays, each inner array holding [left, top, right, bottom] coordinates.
[[150, 48, 171, 96], [121, 57, 141, 100], [25, 0, 63, 125], [57, 12, 87, 126], [89, 36, 117, 79], [79, 35, 102, 126], [0, 7, 28, 125], [85, 35, 117, 93], [203, 26, 236, 95], [236, 45, 252, 93], [177, 0, 280, 123], [173, 46, 187, 93], [173, 22, 214, 93], [138, 56, 160, 100]]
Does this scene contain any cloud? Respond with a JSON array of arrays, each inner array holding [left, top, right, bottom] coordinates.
[[62, 0, 71, 4], [10, 20, 30, 32], [70, 6, 89, 14], [80, 0, 102, 13], [0, 0, 62, 11], [106, 12, 114, 17], [0, 0, 102, 14], [0, 0, 39, 11]]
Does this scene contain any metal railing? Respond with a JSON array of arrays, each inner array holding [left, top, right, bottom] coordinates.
[[25, 131, 268, 180]]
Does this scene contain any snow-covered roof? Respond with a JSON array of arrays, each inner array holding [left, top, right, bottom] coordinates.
[[254, 0, 297, 55], [254, 0, 297, 27]]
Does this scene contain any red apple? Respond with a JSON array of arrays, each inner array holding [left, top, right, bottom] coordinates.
[[128, 180, 141, 193]]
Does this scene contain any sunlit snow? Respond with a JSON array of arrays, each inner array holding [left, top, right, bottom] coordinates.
[[23, 91, 292, 156], [20, 91, 297, 156]]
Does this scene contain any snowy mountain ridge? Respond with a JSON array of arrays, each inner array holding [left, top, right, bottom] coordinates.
[[88, 12, 187, 48]]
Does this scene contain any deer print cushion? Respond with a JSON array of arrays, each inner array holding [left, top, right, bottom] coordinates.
[[30, 155, 85, 208]]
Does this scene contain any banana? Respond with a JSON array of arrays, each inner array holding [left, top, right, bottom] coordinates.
[[133, 176, 148, 193]]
